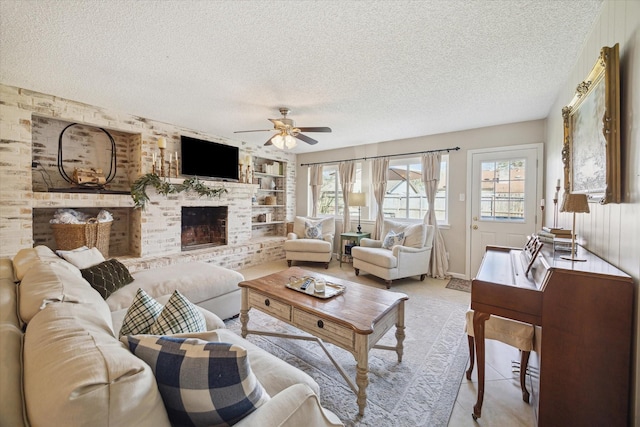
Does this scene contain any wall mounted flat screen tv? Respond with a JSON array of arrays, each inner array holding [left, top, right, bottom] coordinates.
[[180, 136, 239, 182]]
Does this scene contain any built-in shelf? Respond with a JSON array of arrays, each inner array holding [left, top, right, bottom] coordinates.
[[252, 157, 286, 237]]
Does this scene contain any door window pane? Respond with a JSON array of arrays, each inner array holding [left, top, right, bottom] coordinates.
[[480, 158, 526, 221]]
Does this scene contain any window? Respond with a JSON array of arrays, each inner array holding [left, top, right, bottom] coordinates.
[[480, 158, 525, 221], [318, 164, 362, 216], [382, 155, 448, 223]]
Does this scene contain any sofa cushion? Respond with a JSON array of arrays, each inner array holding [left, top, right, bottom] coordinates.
[[19, 261, 111, 325], [149, 290, 207, 335], [107, 261, 244, 312], [12, 246, 81, 282], [24, 302, 170, 427], [351, 247, 398, 269], [119, 288, 163, 336], [58, 246, 106, 269], [284, 238, 332, 253], [81, 259, 134, 299], [382, 230, 405, 249], [122, 335, 270, 426]]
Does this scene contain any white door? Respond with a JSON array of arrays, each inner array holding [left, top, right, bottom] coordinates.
[[467, 145, 542, 278]]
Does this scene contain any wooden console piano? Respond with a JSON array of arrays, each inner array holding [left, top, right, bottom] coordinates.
[[471, 242, 634, 426]]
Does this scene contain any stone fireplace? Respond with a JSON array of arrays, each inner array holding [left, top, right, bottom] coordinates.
[[181, 206, 227, 250]]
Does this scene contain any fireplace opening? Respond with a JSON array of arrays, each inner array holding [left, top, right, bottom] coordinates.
[[181, 206, 227, 251]]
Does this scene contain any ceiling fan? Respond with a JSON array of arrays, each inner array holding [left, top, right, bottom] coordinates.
[[234, 108, 331, 149]]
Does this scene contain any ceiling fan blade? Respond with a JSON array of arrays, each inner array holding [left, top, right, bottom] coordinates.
[[296, 127, 332, 133], [234, 129, 272, 133], [295, 133, 318, 145]]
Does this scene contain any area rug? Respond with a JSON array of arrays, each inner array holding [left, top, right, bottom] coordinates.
[[445, 278, 471, 293], [226, 264, 469, 427]]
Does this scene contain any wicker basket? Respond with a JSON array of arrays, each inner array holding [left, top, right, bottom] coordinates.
[[264, 195, 277, 205], [51, 218, 112, 258]]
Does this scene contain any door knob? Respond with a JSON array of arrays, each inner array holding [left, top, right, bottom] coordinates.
[[473, 225, 478, 230], [473, 216, 478, 221]]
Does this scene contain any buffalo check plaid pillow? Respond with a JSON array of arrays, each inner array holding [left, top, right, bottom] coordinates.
[[119, 288, 163, 336], [122, 335, 270, 427], [149, 290, 206, 335]]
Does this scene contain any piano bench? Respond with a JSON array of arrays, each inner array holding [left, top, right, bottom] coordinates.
[[464, 309, 535, 404]]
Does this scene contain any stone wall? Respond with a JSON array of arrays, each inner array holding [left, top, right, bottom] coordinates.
[[0, 84, 295, 270]]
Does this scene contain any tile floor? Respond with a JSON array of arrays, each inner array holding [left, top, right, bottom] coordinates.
[[238, 260, 537, 427]]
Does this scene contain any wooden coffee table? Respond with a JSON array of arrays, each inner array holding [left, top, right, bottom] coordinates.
[[238, 266, 408, 416]]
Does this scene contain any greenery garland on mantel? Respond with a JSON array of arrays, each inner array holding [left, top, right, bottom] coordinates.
[[130, 173, 228, 209]]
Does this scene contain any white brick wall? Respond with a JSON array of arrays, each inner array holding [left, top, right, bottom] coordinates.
[[0, 84, 295, 269]]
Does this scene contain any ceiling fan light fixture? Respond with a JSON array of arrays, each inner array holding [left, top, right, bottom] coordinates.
[[284, 134, 297, 149], [271, 134, 285, 149]]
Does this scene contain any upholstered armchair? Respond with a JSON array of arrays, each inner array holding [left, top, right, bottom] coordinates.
[[351, 220, 434, 288], [284, 216, 335, 269]]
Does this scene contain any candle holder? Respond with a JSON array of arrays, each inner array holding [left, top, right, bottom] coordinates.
[[553, 182, 561, 227], [160, 147, 166, 178], [175, 158, 179, 178], [540, 203, 545, 228]]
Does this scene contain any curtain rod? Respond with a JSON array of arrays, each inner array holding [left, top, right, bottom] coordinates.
[[299, 146, 460, 167]]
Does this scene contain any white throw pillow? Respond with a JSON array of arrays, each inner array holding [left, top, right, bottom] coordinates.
[[59, 247, 105, 269], [382, 230, 405, 250]]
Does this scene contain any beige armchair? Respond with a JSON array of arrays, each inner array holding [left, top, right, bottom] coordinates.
[[351, 220, 434, 288], [284, 216, 335, 269]]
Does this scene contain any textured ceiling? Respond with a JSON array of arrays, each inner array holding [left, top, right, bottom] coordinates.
[[0, 0, 603, 153]]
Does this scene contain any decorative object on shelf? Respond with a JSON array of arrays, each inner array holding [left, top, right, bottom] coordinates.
[[349, 192, 366, 233], [49, 209, 113, 258], [174, 151, 179, 178], [562, 44, 620, 204], [73, 168, 107, 186], [58, 123, 117, 188], [264, 195, 277, 205], [559, 193, 590, 262], [130, 173, 227, 210], [540, 198, 545, 228], [553, 178, 561, 227], [157, 137, 167, 178]]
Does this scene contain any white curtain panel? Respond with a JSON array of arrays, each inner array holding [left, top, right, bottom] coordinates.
[[338, 161, 356, 233], [421, 152, 449, 278], [371, 157, 389, 239], [309, 164, 323, 217]]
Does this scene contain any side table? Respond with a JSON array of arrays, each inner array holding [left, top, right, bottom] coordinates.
[[339, 231, 371, 266]]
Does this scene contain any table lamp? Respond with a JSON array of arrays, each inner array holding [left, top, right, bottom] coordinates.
[[559, 193, 590, 261], [349, 192, 366, 233]]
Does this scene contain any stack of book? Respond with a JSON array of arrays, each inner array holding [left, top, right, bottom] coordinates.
[[536, 227, 573, 244]]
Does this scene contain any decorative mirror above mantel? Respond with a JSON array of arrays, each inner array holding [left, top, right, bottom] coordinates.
[[561, 43, 621, 204]]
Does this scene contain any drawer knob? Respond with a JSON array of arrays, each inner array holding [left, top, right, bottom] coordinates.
[[317, 320, 324, 328], [264, 299, 270, 307]]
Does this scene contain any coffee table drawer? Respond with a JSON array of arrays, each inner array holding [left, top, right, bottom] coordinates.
[[249, 291, 291, 322], [293, 308, 354, 350]]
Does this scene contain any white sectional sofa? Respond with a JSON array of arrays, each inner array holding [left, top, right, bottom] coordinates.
[[0, 246, 342, 427]]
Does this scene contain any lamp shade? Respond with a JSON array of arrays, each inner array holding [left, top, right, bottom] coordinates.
[[271, 134, 284, 149], [349, 192, 366, 207], [560, 193, 590, 213], [284, 134, 297, 149]]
